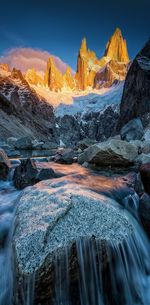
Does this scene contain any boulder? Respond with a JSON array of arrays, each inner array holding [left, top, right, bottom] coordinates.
[[13, 159, 38, 189], [120, 118, 144, 142], [42, 141, 58, 150], [0, 149, 11, 180], [78, 139, 138, 167], [54, 148, 76, 164], [135, 153, 150, 165], [13, 158, 63, 189], [77, 138, 97, 151], [140, 163, 150, 194], [15, 136, 33, 150], [37, 168, 63, 181], [13, 179, 134, 305], [32, 139, 44, 150], [7, 137, 17, 147]]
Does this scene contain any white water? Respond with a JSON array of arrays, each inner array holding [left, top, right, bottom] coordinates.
[[0, 163, 150, 305]]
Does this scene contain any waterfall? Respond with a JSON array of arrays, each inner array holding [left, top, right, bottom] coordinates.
[[53, 211, 150, 305]]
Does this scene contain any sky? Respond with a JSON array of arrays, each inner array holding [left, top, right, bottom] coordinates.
[[0, 0, 150, 69]]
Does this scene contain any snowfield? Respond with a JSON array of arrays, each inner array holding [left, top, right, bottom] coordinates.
[[55, 82, 124, 117]]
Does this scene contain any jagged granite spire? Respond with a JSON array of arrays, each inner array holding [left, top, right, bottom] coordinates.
[[105, 28, 130, 63]]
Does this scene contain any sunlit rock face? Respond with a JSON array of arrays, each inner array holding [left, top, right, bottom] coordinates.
[[63, 66, 76, 90], [105, 28, 130, 63], [25, 68, 44, 86], [76, 28, 129, 90], [44, 57, 64, 91], [0, 64, 10, 72], [94, 60, 129, 88]]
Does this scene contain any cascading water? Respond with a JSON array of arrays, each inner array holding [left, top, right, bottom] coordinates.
[[0, 180, 20, 305], [54, 215, 150, 305], [0, 162, 150, 305]]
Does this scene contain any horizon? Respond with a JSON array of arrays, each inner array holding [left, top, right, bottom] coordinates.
[[0, 0, 150, 70]]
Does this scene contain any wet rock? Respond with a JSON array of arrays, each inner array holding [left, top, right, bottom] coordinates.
[[15, 136, 33, 150], [54, 148, 76, 164], [120, 118, 144, 142], [0, 149, 11, 180], [37, 168, 63, 181], [78, 139, 138, 167], [13, 179, 134, 305], [139, 193, 150, 238], [13, 158, 63, 189], [13, 159, 38, 189], [140, 163, 150, 194]]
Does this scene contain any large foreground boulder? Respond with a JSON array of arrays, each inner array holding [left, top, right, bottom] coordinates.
[[13, 179, 134, 305], [0, 149, 11, 180], [120, 118, 144, 141], [78, 139, 138, 167]]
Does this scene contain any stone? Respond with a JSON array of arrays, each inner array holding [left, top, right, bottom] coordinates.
[[135, 153, 150, 165], [78, 139, 138, 167], [140, 163, 150, 194], [13, 179, 134, 304], [0, 149, 11, 180], [77, 138, 97, 151], [120, 118, 144, 142], [37, 168, 63, 181], [7, 137, 17, 147], [54, 148, 75, 164], [15, 136, 33, 150], [13, 158, 63, 189], [32, 139, 44, 150], [13, 158, 38, 189], [42, 141, 58, 150]]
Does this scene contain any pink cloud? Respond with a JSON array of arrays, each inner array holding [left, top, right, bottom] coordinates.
[[0, 47, 74, 75]]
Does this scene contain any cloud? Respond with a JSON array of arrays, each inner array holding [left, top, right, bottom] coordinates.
[[0, 47, 74, 75]]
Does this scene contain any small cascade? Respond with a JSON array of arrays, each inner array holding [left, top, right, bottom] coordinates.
[[53, 212, 150, 305], [0, 181, 20, 305]]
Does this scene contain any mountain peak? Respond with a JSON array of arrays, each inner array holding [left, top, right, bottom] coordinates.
[[80, 38, 87, 55], [105, 28, 130, 63]]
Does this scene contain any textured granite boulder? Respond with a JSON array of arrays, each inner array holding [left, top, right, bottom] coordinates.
[[15, 136, 33, 150], [13, 178, 134, 305], [78, 139, 138, 167]]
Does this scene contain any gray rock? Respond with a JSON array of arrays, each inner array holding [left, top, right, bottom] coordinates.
[[13, 158, 38, 189], [32, 140, 44, 150], [54, 148, 76, 164], [135, 153, 150, 165], [15, 136, 33, 150], [120, 118, 144, 142], [7, 137, 17, 147], [78, 139, 138, 167], [77, 138, 97, 151], [13, 179, 134, 304], [42, 141, 59, 150]]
